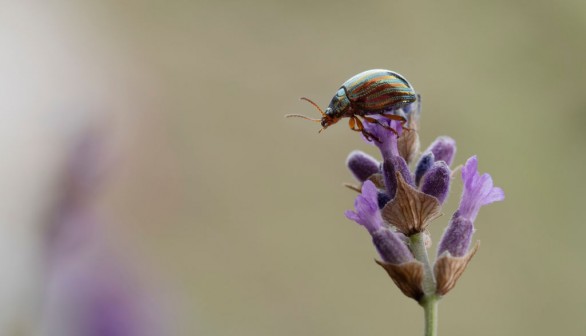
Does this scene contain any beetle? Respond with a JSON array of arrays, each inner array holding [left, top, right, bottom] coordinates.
[[286, 69, 417, 141]]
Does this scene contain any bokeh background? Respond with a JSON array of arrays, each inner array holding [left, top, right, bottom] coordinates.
[[1, 1, 585, 335]]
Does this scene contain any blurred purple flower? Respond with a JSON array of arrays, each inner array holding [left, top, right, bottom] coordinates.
[[40, 129, 167, 336], [42, 255, 164, 336]]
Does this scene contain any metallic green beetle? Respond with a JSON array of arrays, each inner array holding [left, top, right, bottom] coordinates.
[[287, 69, 417, 141]]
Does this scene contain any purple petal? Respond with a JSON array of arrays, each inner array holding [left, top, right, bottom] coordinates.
[[344, 210, 360, 222], [462, 156, 478, 189], [362, 179, 379, 200], [457, 156, 505, 222], [484, 187, 505, 204], [345, 180, 383, 233]]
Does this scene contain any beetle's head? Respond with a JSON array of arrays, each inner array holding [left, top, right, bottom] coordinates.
[[319, 107, 340, 130], [285, 97, 338, 133]]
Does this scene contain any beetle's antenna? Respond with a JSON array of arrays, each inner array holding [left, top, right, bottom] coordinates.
[[284, 97, 326, 122], [284, 114, 321, 122], [299, 97, 327, 117]]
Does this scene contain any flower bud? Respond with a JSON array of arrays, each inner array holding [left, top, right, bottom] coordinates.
[[377, 191, 391, 209], [346, 150, 380, 182], [437, 217, 473, 257], [414, 152, 434, 186], [420, 161, 451, 204], [371, 228, 414, 265], [426, 136, 456, 166], [382, 156, 414, 199]]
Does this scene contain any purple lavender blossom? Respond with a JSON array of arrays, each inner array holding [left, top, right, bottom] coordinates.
[[345, 181, 414, 264], [458, 156, 505, 222], [346, 150, 380, 182], [41, 130, 167, 336], [438, 156, 505, 257], [344, 180, 382, 233]]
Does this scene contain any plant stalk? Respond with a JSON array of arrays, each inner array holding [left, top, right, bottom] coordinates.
[[421, 295, 439, 336], [410, 233, 439, 336]]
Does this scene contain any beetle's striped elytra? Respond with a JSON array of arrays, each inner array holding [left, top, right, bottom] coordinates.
[[286, 69, 417, 142]]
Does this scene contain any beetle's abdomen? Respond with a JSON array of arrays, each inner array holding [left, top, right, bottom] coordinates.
[[343, 70, 416, 113]]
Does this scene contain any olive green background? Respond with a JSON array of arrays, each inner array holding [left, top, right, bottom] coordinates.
[[1, 1, 586, 335]]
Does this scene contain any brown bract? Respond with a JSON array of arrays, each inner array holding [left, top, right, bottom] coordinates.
[[376, 260, 425, 301], [381, 172, 442, 235], [434, 242, 480, 296], [398, 127, 420, 164]]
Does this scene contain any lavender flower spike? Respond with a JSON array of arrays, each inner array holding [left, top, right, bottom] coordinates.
[[345, 181, 414, 264]]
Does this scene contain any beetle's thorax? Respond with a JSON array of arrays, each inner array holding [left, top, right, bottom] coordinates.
[[327, 88, 352, 119]]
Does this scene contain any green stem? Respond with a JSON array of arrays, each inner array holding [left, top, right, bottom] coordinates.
[[421, 295, 439, 336], [409, 233, 436, 294], [409, 233, 439, 336]]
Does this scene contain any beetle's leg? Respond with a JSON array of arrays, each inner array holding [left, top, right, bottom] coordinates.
[[349, 116, 380, 142], [380, 113, 412, 132], [362, 129, 381, 143], [348, 116, 361, 131], [362, 115, 399, 136], [380, 114, 405, 122]]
